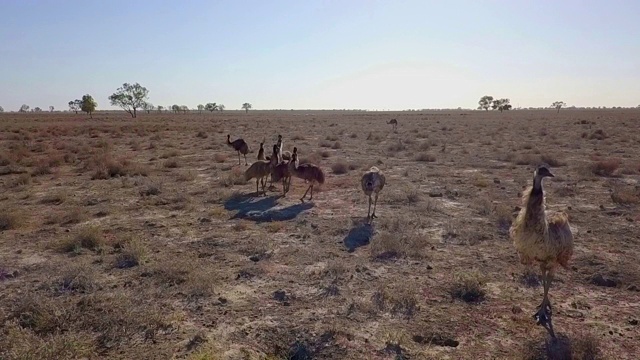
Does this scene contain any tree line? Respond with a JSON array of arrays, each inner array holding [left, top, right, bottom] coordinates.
[[0, 82, 250, 118]]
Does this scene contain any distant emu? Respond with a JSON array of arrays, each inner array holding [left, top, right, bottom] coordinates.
[[227, 134, 249, 165], [387, 119, 398, 130], [361, 166, 386, 221], [510, 165, 574, 339], [257, 139, 265, 161]]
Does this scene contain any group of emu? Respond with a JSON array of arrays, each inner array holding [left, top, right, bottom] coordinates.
[[227, 124, 574, 341]]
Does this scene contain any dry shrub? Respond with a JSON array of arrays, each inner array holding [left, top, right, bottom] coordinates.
[[266, 222, 285, 233], [114, 236, 148, 268], [588, 129, 607, 140], [39, 191, 68, 205], [291, 134, 305, 141], [590, 158, 620, 176], [220, 167, 247, 187], [31, 162, 52, 176], [176, 170, 197, 182], [0, 322, 95, 360], [331, 161, 349, 174], [320, 150, 331, 158], [196, 131, 208, 139], [415, 153, 436, 162], [0, 208, 23, 230], [9, 173, 31, 188], [55, 262, 97, 293], [371, 286, 419, 319], [159, 150, 180, 159], [331, 141, 342, 149], [150, 258, 216, 299], [472, 175, 490, 188], [7, 295, 71, 336], [163, 159, 179, 168], [610, 186, 639, 205], [450, 271, 486, 303], [57, 226, 104, 253], [319, 140, 332, 148], [88, 152, 149, 179], [299, 153, 322, 165], [387, 141, 406, 153], [213, 153, 226, 163], [370, 230, 428, 261]]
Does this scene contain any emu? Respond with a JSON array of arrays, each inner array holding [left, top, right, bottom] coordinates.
[[288, 152, 324, 202], [387, 119, 398, 131], [227, 134, 249, 165], [510, 165, 574, 339], [361, 166, 386, 221]]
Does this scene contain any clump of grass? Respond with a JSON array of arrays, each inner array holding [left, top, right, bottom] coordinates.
[[450, 271, 486, 303], [9, 173, 31, 188], [0, 208, 23, 230], [213, 153, 226, 163], [320, 150, 331, 158], [291, 134, 305, 141], [176, 170, 197, 182], [114, 236, 148, 268], [39, 191, 68, 205], [163, 159, 179, 168], [370, 230, 428, 260], [56, 263, 97, 293], [159, 150, 180, 159], [220, 167, 247, 187], [588, 129, 607, 140], [406, 189, 421, 204], [331, 141, 342, 149], [57, 226, 104, 253], [610, 186, 639, 205], [319, 140, 332, 148], [266, 222, 285, 233], [196, 131, 208, 139], [331, 161, 349, 174], [371, 286, 419, 319], [140, 183, 162, 196], [591, 158, 620, 176], [414, 153, 436, 162]]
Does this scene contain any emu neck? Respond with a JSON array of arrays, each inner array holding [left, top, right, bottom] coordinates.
[[532, 175, 544, 195]]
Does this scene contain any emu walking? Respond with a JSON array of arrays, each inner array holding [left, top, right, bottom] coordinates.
[[288, 152, 324, 202], [244, 160, 273, 196], [387, 119, 398, 131], [227, 134, 249, 165], [510, 165, 574, 339], [361, 166, 385, 220]]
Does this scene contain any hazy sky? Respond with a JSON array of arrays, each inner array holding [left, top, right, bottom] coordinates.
[[1, 0, 639, 111]]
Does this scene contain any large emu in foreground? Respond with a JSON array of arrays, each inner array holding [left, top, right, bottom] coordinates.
[[510, 165, 574, 339]]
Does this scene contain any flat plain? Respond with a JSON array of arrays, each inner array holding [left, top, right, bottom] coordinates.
[[1, 109, 639, 359]]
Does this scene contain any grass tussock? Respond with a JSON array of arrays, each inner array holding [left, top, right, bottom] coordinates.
[[610, 186, 639, 205], [0, 208, 24, 230], [220, 167, 247, 187], [88, 152, 149, 179], [370, 230, 428, 261], [371, 286, 419, 319], [114, 236, 148, 268], [331, 161, 349, 174], [590, 157, 620, 176], [57, 226, 104, 253], [414, 153, 436, 162], [55, 262, 98, 293], [450, 271, 486, 303]]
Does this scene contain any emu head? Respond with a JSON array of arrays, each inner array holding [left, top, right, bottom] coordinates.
[[535, 165, 554, 179]]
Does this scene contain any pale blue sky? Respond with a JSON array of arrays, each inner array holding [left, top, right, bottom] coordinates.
[[1, 0, 639, 111]]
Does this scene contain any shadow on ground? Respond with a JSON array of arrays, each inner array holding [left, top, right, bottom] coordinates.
[[224, 193, 313, 222], [343, 218, 375, 252]]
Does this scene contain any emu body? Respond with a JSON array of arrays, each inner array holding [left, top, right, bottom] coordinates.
[[361, 166, 386, 220], [288, 153, 324, 202], [227, 134, 249, 165], [510, 166, 573, 339]]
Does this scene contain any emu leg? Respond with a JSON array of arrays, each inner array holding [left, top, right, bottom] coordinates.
[[301, 184, 312, 202], [255, 178, 259, 194], [533, 268, 556, 339], [238, 151, 241, 165], [244, 153, 248, 166], [367, 194, 372, 220], [309, 184, 314, 200], [371, 192, 379, 218]]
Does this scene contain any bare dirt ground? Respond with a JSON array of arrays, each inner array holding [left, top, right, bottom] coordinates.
[[1, 109, 639, 359]]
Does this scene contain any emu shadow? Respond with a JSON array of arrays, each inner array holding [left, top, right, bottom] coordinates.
[[343, 219, 374, 252], [224, 193, 313, 222]]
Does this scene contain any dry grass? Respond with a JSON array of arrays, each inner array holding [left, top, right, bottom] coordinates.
[[0, 110, 637, 359]]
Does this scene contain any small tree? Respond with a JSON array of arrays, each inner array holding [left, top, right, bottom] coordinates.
[[197, 104, 204, 114], [180, 105, 189, 114], [19, 104, 29, 112], [205, 103, 217, 113], [551, 101, 566, 113], [33, 107, 42, 112], [242, 102, 252, 113], [108, 82, 149, 118], [478, 95, 494, 111], [68, 100, 81, 114], [81, 94, 97, 118], [491, 98, 512, 113], [143, 102, 154, 114], [171, 104, 180, 113], [157, 105, 164, 113], [218, 104, 225, 112], [49, 106, 54, 112], [0, 106, 4, 112]]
